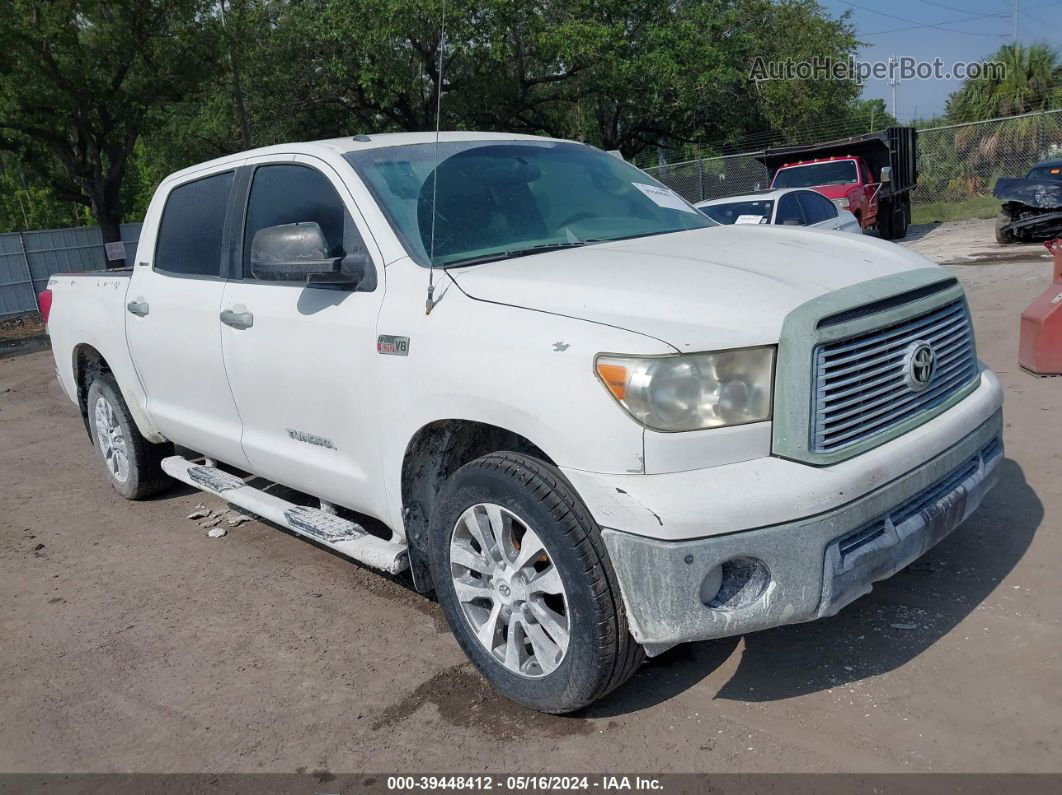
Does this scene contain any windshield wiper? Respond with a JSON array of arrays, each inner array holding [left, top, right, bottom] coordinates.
[[439, 241, 587, 268]]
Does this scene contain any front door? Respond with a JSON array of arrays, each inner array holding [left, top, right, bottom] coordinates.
[[126, 166, 251, 469], [219, 155, 388, 518]]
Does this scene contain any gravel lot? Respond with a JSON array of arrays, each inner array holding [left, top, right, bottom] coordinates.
[[1, 258, 1059, 774]]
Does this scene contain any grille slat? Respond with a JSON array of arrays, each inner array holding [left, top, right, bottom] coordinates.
[[815, 363, 977, 446], [818, 356, 976, 430], [812, 299, 977, 453], [820, 338, 972, 399], [818, 304, 966, 360], [821, 345, 974, 414], [820, 312, 969, 373]]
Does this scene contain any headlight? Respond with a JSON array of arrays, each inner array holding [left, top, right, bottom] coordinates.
[[595, 347, 775, 432], [833, 197, 850, 210]]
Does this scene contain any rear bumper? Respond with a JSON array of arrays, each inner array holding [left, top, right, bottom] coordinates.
[[600, 410, 1003, 654]]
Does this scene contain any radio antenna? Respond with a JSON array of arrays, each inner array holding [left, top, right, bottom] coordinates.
[[425, 0, 446, 315]]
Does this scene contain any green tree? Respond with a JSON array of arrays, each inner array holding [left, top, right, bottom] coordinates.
[[0, 0, 217, 252], [0, 151, 83, 232], [741, 0, 860, 142], [943, 43, 1062, 196], [946, 43, 1062, 123]]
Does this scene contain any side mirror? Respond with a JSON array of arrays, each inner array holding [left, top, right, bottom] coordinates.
[[250, 222, 373, 288], [782, 218, 803, 226], [880, 166, 892, 184]]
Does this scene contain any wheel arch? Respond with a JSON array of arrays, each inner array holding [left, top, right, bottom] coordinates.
[[73, 343, 163, 443], [399, 418, 554, 593]]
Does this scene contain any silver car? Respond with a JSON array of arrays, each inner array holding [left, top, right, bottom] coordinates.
[[696, 187, 862, 233]]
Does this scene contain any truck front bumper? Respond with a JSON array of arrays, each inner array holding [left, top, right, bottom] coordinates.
[[583, 394, 1003, 655]]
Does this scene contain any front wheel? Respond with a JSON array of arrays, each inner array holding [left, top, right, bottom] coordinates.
[[995, 212, 1016, 244], [429, 452, 644, 713]]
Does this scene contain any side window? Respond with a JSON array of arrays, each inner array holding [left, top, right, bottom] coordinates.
[[242, 164, 366, 280], [815, 192, 839, 219], [775, 193, 804, 225], [154, 171, 234, 276], [798, 191, 834, 224]]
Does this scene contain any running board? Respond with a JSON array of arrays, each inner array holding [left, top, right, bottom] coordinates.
[[161, 456, 408, 574]]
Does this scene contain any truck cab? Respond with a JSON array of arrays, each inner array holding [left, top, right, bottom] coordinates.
[[770, 155, 878, 231], [43, 131, 998, 714]]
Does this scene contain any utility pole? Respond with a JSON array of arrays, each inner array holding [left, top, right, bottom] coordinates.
[[1014, 0, 1020, 45], [887, 55, 900, 119]]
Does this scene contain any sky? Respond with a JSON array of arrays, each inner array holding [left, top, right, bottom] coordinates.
[[820, 0, 1062, 121]]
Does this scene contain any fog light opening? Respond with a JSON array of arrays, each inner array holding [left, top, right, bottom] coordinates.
[[701, 557, 771, 610]]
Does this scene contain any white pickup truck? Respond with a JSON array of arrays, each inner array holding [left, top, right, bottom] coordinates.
[[43, 132, 1003, 713]]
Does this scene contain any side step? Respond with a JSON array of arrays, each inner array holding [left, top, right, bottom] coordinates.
[[162, 456, 408, 574]]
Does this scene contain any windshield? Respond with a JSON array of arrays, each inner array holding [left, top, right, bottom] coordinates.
[[699, 199, 773, 225], [1027, 164, 1062, 181], [344, 140, 711, 267], [773, 160, 858, 188]]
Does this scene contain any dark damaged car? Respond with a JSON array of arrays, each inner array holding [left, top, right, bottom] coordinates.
[[993, 159, 1062, 243]]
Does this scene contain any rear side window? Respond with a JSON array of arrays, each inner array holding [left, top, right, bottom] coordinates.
[[154, 171, 234, 276], [775, 193, 804, 225], [242, 164, 365, 279], [797, 191, 836, 224]]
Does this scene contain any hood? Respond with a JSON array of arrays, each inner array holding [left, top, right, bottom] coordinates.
[[812, 184, 857, 199], [449, 226, 937, 351], [993, 177, 1062, 209]]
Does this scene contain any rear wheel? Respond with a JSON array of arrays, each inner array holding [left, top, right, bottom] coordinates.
[[877, 202, 894, 239], [429, 452, 643, 713], [892, 199, 909, 239], [86, 374, 172, 499]]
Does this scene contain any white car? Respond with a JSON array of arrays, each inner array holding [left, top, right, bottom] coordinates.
[[696, 187, 862, 232], [43, 132, 1001, 713]]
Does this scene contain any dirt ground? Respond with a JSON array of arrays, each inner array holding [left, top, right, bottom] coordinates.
[[1, 258, 1060, 775], [902, 218, 1055, 266]]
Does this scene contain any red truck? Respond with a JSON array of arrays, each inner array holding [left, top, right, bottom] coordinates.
[[760, 127, 918, 240]]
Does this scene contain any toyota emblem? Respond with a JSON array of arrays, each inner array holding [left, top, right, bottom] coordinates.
[[903, 341, 936, 390]]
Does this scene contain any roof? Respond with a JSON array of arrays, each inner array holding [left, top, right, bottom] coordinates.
[[695, 187, 809, 207], [164, 131, 567, 184]]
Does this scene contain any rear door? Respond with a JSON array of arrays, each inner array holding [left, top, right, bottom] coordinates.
[[126, 166, 252, 469], [218, 154, 388, 517], [797, 190, 841, 229], [774, 192, 806, 225]]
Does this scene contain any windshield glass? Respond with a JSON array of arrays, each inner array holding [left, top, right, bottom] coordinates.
[[1027, 164, 1062, 181], [699, 199, 773, 225], [344, 140, 711, 267], [773, 160, 857, 188]]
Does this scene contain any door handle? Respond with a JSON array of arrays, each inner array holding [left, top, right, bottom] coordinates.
[[127, 299, 149, 317], [220, 308, 254, 329]]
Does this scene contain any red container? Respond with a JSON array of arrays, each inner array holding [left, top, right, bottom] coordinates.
[[1018, 239, 1062, 376]]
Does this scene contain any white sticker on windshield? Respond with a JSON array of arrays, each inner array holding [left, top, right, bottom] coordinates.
[[632, 182, 698, 214], [734, 214, 767, 225]]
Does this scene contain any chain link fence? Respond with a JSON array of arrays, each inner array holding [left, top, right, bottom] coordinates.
[[913, 110, 1062, 205], [642, 109, 1062, 209]]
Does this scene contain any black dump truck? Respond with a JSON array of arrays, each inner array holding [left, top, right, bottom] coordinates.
[[759, 127, 918, 240]]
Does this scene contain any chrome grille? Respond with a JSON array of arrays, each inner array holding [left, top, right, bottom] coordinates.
[[812, 299, 977, 452]]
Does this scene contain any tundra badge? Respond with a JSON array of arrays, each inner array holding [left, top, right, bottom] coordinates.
[[286, 429, 337, 450]]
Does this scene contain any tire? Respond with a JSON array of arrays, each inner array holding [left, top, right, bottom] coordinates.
[[877, 203, 893, 239], [995, 212, 1016, 244], [428, 452, 644, 713], [86, 373, 172, 500], [893, 200, 909, 239]]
